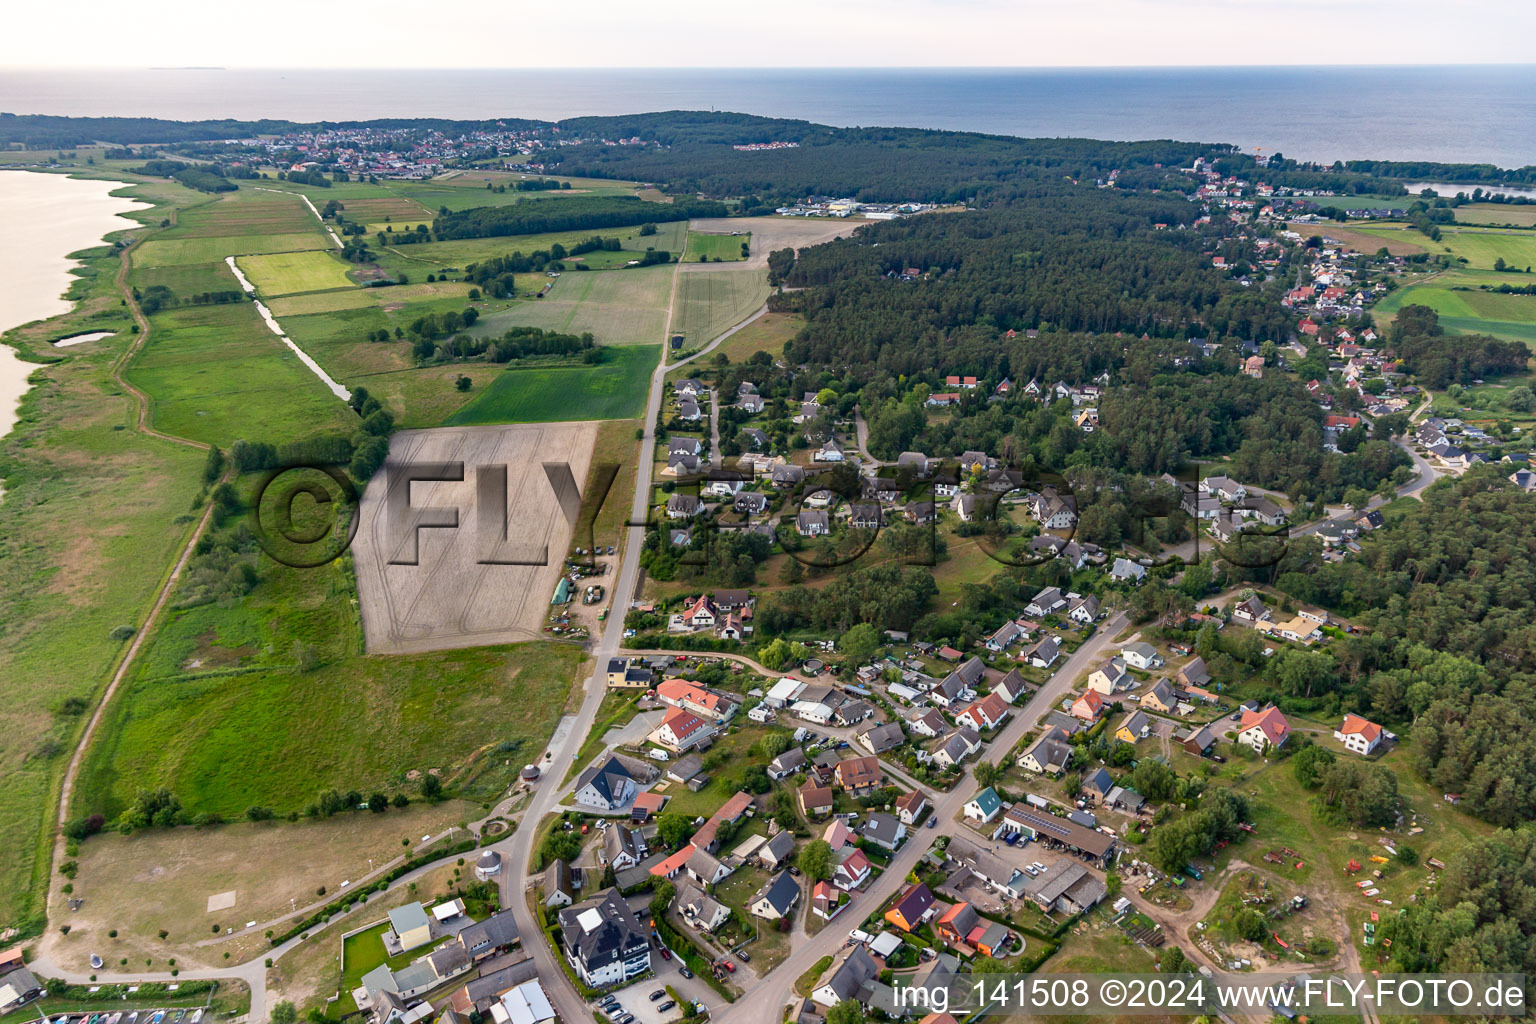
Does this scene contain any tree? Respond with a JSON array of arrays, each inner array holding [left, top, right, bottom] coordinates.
[[1234, 908, 1267, 941], [649, 879, 676, 923], [203, 444, 224, 484], [1291, 744, 1336, 789], [419, 774, 444, 803], [798, 839, 833, 881], [656, 813, 694, 850], [367, 792, 388, 813], [271, 1001, 298, 1024], [1162, 945, 1187, 973], [826, 1001, 865, 1024], [456, 376, 473, 392], [1505, 386, 1536, 413], [840, 623, 881, 666], [973, 760, 1004, 789], [758, 637, 792, 672]]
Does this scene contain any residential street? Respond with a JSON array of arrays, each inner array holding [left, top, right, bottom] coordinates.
[[716, 612, 1132, 1024]]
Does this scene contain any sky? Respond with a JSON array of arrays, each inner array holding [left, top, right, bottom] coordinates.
[[6, 0, 1536, 68]]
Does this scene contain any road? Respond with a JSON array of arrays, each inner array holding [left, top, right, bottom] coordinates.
[[716, 612, 1132, 1024], [497, 301, 771, 1024], [852, 407, 880, 465]]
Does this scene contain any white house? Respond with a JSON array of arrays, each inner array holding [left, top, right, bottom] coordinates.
[[1333, 714, 1384, 756], [1120, 642, 1163, 670]]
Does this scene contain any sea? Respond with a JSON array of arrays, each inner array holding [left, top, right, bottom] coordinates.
[[4, 65, 1536, 168]]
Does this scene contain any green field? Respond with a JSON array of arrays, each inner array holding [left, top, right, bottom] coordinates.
[[447, 344, 659, 423], [239, 249, 356, 295], [161, 190, 320, 238], [685, 231, 750, 262], [124, 301, 359, 445], [1375, 268, 1536, 347], [466, 265, 674, 346], [671, 266, 771, 349], [381, 219, 687, 269], [76, 546, 587, 818], [266, 279, 475, 317], [133, 231, 328, 267], [1456, 204, 1536, 228], [1351, 224, 1536, 271]]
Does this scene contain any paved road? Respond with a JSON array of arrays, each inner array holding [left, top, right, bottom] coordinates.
[[499, 303, 771, 1023], [716, 612, 1131, 1024]]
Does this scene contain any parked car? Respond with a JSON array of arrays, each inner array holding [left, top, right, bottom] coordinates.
[[659, 947, 671, 960], [679, 966, 694, 979], [737, 950, 751, 962], [650, 991, 667, 1002], [659, 1002, 677, 1013]]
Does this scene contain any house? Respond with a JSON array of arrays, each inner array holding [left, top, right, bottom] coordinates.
[[823, 818, 856, 851], [664, 452, 700, 477], [815, 441, 844, 463], [1086, 658, 1130, 695], [993, 669, 1029, 705], [907, 707, 947, 738], [605, 658, 655, 690], [452, 911, 520, 968], [656, 678, 739, 722], [1114, 710, 1152, 744], [1176, 657, 1211, 688], [1238, 704, 1291, 751], [1104, 786, 1145, 815], [796, 509, 830, 537], [1121, 642, 1162, 670], [952, 493, 978, 522], [1181, 723, 1219, 757], [1334, 714, 1384, 756], [691, 790, 754, 851], [834, 848, 873, 890], [812, 944, 880, 1008], [932, 727, 981, 768], [649, 845, 696, 882], [863, 812, 908, 851], [747, 871, 801, 922], [681, 594, 717, 629], [757, 830, 798, 870], [771, 464, 806, 489], [652, 707, 714, 752], [685, 847, 733, 887], [665, 494, 702, 519], [884, 883, 935, 933], [1081, 767, 1115, 804], [557, 888, 651, 987], [834, 756, 886, 795], [1232, 595, 1270, 624], [1141, 679, 1179, 714], [849, 503, 883, 529], [1023, 861, 1108, 914], [855, 719, 907, 755], [1025, 635, 1061, 668], [1019, 727, 1074, 775], [836, 699, 875, 727], [986, 619, 1027, 652], [811, 880, 844, 921], [895, 789, 928, 825], [957, 692, 1010, 732], [0, 963, 42, 1016], [768, 748, 808, 780], [603, 823, 648, 871], [733, 491, 769, 515], [906, 500, 938, 524], [388, 902, 433, 952], [667, 754, 705, 786], [929, 674, 971, 709], [964, 786, 1003, 824], [1071, 689, 1106, 721], [798, 779, 834, 817], [543, 860, 578, 908], [1025, 586, 1066, 617], [1109, 557, 1146, 584], [678, 884, 730, 933], [1201, 475, 1247, 502], [1067, 594, 1100, 624], [934, 901, 979, 947]]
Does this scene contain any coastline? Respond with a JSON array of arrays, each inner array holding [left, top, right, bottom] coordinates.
[[0, 170, 150, 441]]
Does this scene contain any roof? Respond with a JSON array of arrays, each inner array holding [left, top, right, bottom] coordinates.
[[1241, 704, 1290, 744], [1003, 805, 1116, 858], [693, 790, 754, 847], [967, 787, 1002, 816], [864, 812, 904, 844], [575, 756, 634, 805], [686, 847, 726, 879], [818, 945, 879, 1002], [1083, 766, 1114, 795], [1118, 710, 1150, 737], [458, 910, 521, 953], [754, 871, 801, 915], [1024, 860, 1107, 907], [1123, 641, 1158, 660], [651, 844, 696, 878], [761, 830, 797, 862], [835, 755, 884, 789], [895, 789, 926, 813], [388, 902, 431, 936], [888, 882, 934, 923], [799, 779, 834, 809], [1338, 713, 1382, 741]]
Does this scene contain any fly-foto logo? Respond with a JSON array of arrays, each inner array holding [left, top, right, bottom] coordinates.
[[250, 460, 610, 570]]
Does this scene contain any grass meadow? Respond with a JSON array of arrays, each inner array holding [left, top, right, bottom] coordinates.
[[465, 265, 674, 346], [133, 232, 328, 267], [1375, 269, 1536, 348], [447, 344, 658, 424], [75, 537, 587, 819], [685, 230, 750, 261], [381, 219, 687, 269], [123, 301, 359, 446], [1455, 204, 1536, 227], [238, 249, 357, 295], [671, 266, 771, 349]]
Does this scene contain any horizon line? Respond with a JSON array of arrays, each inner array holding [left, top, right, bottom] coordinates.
[[6, 61, 1536, 72]]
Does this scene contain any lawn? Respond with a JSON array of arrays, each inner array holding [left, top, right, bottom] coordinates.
[[464, 264, 675, 346], [123, 300, 359, 446], [686, 231, 750, 262], [75, 535, 587, 818], [670, 267, 771, 350], [0, 183, 211, 936], [446, 344, 659, 424], [238, 250, 357, 296], [338, 920, 453, 1014]]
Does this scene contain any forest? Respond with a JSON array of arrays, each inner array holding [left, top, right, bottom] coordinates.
[[433, 195, 728, 240], [1388, 305, 1530, 388]]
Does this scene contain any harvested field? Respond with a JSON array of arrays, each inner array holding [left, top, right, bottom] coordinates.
[[688, 215, 867, 269], [1284, 221, 1427, 256], [464, 265, 673, 345], [352, 422, 599, 654], [238, 249, 357, 295], [671, 266, 771, 350]]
